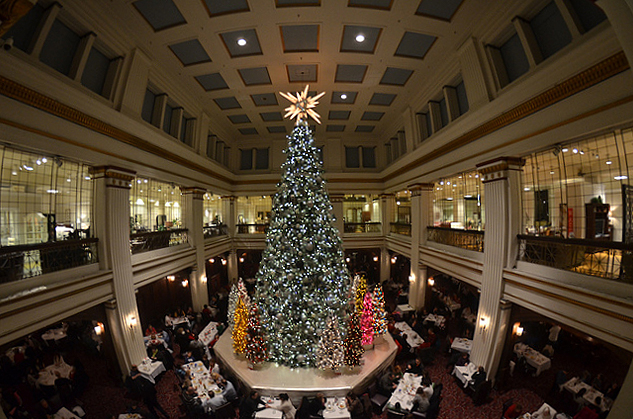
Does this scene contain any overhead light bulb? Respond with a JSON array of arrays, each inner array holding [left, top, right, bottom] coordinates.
[[237, 38, 247, 46], [606, 160, 612, 165], [340, 94, 347, 100], [355, 34, 365, 43]]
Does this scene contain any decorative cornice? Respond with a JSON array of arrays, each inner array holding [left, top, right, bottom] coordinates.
[[181, 187, 207, 199], [385, 51, 630, 182], [0, 75, 232, 184], [408, 183, 434, 196], [89, 166, 135, 188]]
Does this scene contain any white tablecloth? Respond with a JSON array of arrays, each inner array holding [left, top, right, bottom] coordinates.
[[395, 322, 425, 348], [451, 338, 472, 354], [137, 360, 165, 384], [42, 328, 67, 341], [256, 398, 283, 419], [514, 343, 551, 376], [199, 322, 219, 346], [118, 414, 142, 419], [323, 397, 350, 419], [424, 314, 446, 328], [563, 378, 613, 412], [532, 402, 557, 418], [170, 316, 190, 330], [54, 407, 80, 419], [385, 373, 422, 411], [143, 332, 168, 348], [453, 363, 477, 388], [397, 304, 415, 313], [37, 362, 75, 386], [182, 361, 224, 412]]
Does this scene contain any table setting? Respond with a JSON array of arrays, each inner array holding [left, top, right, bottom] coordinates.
[[451, 337, 473, 354], [395, 321, 425, 348], [562, 377, 613, 412], [385, 372, 423, 411], [323, 397, 350, 419], [424, 313, 446, 329], [198, 321, 219, 346], [514, 343, 551, 376], [255, 396, 282, 419], [136, 358, 166, 384], [182, 361, 223, 411], [453, 362, 477, 388]]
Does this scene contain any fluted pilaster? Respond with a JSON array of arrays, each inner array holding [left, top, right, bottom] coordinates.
[[182, 187, 208, 311]]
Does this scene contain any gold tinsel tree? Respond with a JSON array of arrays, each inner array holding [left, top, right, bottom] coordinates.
[[354, 275, 367, 316], [232, 296, 248, 353]]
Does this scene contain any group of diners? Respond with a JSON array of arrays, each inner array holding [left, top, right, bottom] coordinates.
[[0, 323, 95, 419]]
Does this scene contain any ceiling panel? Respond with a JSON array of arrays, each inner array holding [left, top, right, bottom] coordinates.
[[202, 0, 250, 17], [347, 0, 393, 10], [280, 25, 319, 52], [326, 125, 346, 132], [260, 112, 284, 122], [239, 128, 258, 135], [214, 97, 241, 110], [228, 114, 251, 124], [355, 125, 375, 132], [335, 65, 367, 83], [267, 126, 288, 133], [195, 73, 229, 91], [380, 67, 413, 86], [329, 110, 351, 120], [416, 0, 464, 21], [361, 111, 384, 121], [220, 29, 262, 58], [238, 67, 272, 86], [340, 25, 382, 53], [395, 31, 436, 59], [133, 0, 186, 31], [169, 39, 211, 66], [276, 0, 321, 7], [369, 93, 396, 106], [287, 64, 318, 82], [251, 93, 279, 107]]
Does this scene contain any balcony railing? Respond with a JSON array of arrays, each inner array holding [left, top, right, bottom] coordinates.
[[203, 224, 228, 239], [390, 222, 412, 236], [427, 226, 485, 252], [237, 223, 269, 234], [344, 222, 382, 234], [0, 238, 99, 284], [518, 234, 633, 282], [130, 229, 188, 254]]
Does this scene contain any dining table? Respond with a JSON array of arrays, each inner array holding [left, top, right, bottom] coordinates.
[[562, 377, 613, 412], [37, 361, 75, 387], [182, 361, 224, 412], [395, 321, 425, 348], [143, 332, 168, 348], [424, 313, 446, 329], [255, 397, 283, 419], [53, 407, 81, 419], [198, 321, 219, 346], [42, 328, 67, 343], [451, 337, 473, 354], [136, 359, 166, 384], [323, 397, 351, 419], [453, 362, 477, 388], [385, 372, 423, 411], [513, 343, 551, 376]]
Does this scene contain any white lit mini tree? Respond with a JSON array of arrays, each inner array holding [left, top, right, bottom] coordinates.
[[253, 86, 353, 368], [315, 315, 345, 371]]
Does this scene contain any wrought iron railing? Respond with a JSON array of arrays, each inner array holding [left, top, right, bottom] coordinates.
[[344, 222, 382, 233], [427, 226, 485, 252], [0, 238, 99, 284], [130, 229, 188, 254], [518, 234, 633, 282], [203, 224, 228, 239], [236, 223, 269, 234], [390, 222, 412, 236]]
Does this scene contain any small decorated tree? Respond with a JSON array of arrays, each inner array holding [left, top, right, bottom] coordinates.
[[227, 284, 238, 327], [360, 292, 374, 346], [372, 283, 388, 336], [238, 278, 251, 308], [245, 302, 268, 366], [315, 315, 344, 371], [354, 275, 367, 316], [232, 296, 248, 354], [344, 312, 364, 367]]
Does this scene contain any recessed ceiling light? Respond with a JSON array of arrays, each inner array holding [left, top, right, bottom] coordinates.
[[606, 160, 612, 165], [355, 34, 365, 43], [237, 38, 247, 46], [340, 94, 347, 100]]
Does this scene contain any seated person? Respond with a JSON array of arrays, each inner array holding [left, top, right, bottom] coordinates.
[[411, 387, 430, 413], [503, 403, 523, 419], [240, 391, 266, 419], [183, 351, 196, 364], [268, 393, 296, 419], [145, 324, 157, 336], [456, 353, 470, 367], [421, 377, 433, 398], [470, 366, 487, 389], [345, 392, 364, 419], [307, 393, 326, 417], [406, 358, 424, 376], [182, 386, 205, 415], [378, 371, 397, 396], [218, 377, 237, 402], [532, 405, 556, 419]]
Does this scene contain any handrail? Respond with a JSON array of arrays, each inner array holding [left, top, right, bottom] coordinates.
[[427, 226, 484, 252], [236, 223, 269, 234], [517, 234, 633, 251], [344, 222, 381, 233], [0, 237, 99, 254], [427, 226, 484, 235], [130, 229, 189, 254]]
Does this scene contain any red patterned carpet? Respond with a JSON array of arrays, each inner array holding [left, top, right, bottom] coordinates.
[[77, 349, 543, 419]]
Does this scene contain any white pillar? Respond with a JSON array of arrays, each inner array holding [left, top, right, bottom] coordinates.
[[182, 187, 208, 312], [470, 158, 524, 379], [457, 37, 491, 111], [228, 249, 238, 283], [597, 0, 633, 70], [408, 184, 433, 309], [608, 357, 633, 418], [223, 196, 236, 238], [90, 167, 146, 376], [330, 194, 345, 235]]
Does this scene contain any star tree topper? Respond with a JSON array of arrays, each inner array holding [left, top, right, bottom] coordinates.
[[280, 85, 325, 125]]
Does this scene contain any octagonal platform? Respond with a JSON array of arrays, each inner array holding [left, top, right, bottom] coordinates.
[[215, 327, 398, 402]]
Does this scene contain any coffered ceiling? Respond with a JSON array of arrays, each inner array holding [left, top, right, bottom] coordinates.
[[61, 0, 528, 143]]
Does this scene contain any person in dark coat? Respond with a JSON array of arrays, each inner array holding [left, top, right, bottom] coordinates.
[[240, 391, 266, 419]]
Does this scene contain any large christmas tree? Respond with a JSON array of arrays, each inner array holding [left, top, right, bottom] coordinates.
[[253, 86, 353, 368]]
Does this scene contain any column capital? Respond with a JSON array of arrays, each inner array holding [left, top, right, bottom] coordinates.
[[181, 187, 207, 199], [407, 183, 434, 196], [90, 166, 136, 188], [379, 193, 394, 200], [476, 157, 524, 183], [221, 195, 237, 201]]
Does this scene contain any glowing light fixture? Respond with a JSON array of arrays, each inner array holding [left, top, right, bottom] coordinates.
[[181, 279, 189, 288], [237, 38, 247, 46], [167, 275, 176, 281], [479, 316, 489, 330], [340, 94, 347, 100], [428, 277, 435, 286], [355, 34, 365, 43], [128, 316, 137, 329], [221, 258, 227, 265], [373, 256, 379, 262]]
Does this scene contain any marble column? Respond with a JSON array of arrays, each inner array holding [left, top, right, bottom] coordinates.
[[330, 194, 345, 235], [222, 196, 236, 238], [182, 187, 208, 311], [408, 184, 433, 309], [90, 167, 145, 376], [228, 249, 238, 284], [470, 158, 524, 380]]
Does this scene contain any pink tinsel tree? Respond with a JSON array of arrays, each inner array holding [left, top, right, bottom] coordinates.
[[360, 291, 374, 345]]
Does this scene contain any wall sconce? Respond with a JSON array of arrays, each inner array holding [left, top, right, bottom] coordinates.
[[239, 257, 245, 263], [201, 275, 207, 283], [209, 258, 215, 263], [516, 326, 524, 336], [373, 256, 379, 262], [428, 277, 435, 287], [167, 275, 175, 282], [479, 316, 489, 330], [181, 279, 189, 288], [391, 257, 397, 264], [345, 257, 351, 263], [94, 322, 104, 335], [409, 274, 415, 283], [221, 258, 227, 266], [128, 316, 137, 329]]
